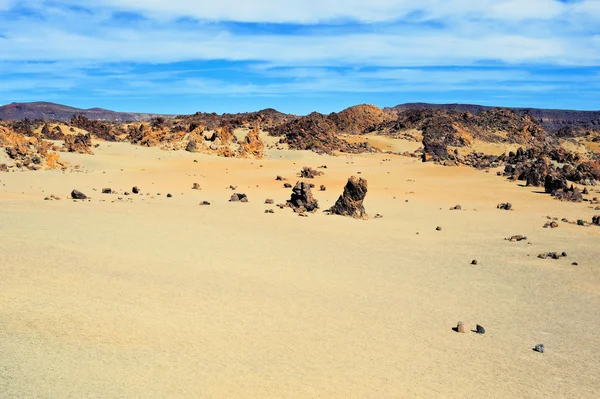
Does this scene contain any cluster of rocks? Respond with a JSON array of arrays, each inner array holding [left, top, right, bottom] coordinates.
[[454, 321, 485, 335], [0, 126, 66, 171], [299, 166, 323, 178], [63, 133, 93, 154], [538, 251, 568, 260]]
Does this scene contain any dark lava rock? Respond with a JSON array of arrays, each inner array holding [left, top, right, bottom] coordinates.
[[283, 183, 292, 188], [265, 199, 274, 204], [320, 185, 326, 191], [229, 193, 248, 202], [286, 181, 319, 213], [299, 166, 324, 179], [101, 188, 112, 194], [275, 175, 286, 181], [471, 259, 478, 265], [264, 209, 274, 214], [533, 344, 545, 353], [71, 189, 87, 200], [543, 221, 559, 228], [507, 235, 527, 242], [593, 215, 600, 226], [166, 193, 172, 198], [497, 202, 512, 210], [328, 176, 368, 219], [436, 226, 442, 231], [451, 205, 462, 210], [476, 325, 486, 334], [132, 186, 140, 194], [199, 201, 211, 206]]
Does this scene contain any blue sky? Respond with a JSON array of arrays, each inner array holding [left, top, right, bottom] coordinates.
[[0, 0, 599, 114]]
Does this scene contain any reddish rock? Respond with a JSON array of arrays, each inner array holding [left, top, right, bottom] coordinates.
[[328, 176, 368, 219]]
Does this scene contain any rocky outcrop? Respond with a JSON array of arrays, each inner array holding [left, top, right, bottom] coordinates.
[[63, 133, 93, 154], [238, 127, 264, 158], [328, 176, 368, 219], [286, 181, 319, 213], [0, 125, 65, 170]]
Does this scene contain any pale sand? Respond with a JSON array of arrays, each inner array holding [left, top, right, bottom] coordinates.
[[1, 139, 600, 398]]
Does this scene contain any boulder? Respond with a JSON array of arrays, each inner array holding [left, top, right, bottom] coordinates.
[[286, 181, 319, 213], [71, 189, 87, 200], [328, 176, 368, 219], [299, 166, 323, 179], [132, 186, 140, 194]]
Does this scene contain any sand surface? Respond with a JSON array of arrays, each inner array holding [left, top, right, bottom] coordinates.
[[1, 140, 600, 398]]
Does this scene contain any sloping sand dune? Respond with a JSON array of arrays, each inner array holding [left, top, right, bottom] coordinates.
[[1, 141, 599, 398]]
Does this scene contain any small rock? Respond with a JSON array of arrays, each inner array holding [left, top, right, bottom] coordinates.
[[436, 226, 442, 231], [471, 259, 478, 265], [44, 196, 51, 201], [275, 176, 286, 181], [283, 183, 292, 188], [166, 193, 172, 198], [451, 205, 462, 210], [497, 202, 512, 210], [475, 324, 485, 334], [192, 183, 201, 190], [507, 235, 527, 242], [230, 193, 248, 202], [124, 192, 131, 196], [71, 189, 87, 200], [374, 213, 383, 219], [456, 321, 467, 333], [533, 344, 545, 353], [572, 262, 578, 266], [265, 209, 274, 214], [320, 185, 326, 191], [199, 201, 211, 206], [102, 188, 112, 194], [265, 199, 274, 204], [132, 186, 140, 194]]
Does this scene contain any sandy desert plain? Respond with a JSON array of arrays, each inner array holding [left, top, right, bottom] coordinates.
[[1, 130, 600, 399]]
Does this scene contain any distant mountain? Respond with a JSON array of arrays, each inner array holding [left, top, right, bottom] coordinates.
[[386, 103, 600, 130], [0, 102, 164, 122]]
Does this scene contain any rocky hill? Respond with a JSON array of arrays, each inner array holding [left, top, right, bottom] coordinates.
[[0, 102, 163, 122], [387, 103, 600, 131]]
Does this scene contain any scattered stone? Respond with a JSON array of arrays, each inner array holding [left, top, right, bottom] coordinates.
[[166, 193, 172, 198], [264, 209, 274, 214], [572, 262, 578, 266], [265, 199, 274, 204], [327, 176, 368, 219], [71, 189, 87, 200], [228, 185, 237, 190], [283, 182, 292, 188], [374, 213, 383, 219], [436, 226, 442, 231], [451, 205, 462, 210], [199, 201, 211, 206], [44, 196, 50, 200], [299, 166, 324, 179], [286, 181, 319, 213], [592, 215, 600, 226], [275, 176, 286, 181], [543, 221, 559, 228], [320, 185, 326, 191], [533, 344, 545, 353], [577, 219, 586, 226], [507, 235, 527, 242], [229, 193, 248, 202], [456, 321, 467, 333], [583, 187, 589, 195], [102, 188, 112, 194], [192, 183, 201, 190], [124, 191, 131, 196], [471, 259, 478, 265], [497, 202, 512, 210], [132, 186, 140, 194], [475, 325, 486, 334], [538, 252, 566, 260]]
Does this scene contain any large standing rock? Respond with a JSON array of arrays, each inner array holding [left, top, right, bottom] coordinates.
[[328, 176, 368, 219], [286, 181, 319, 213], [239, 127, 264, 158]]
